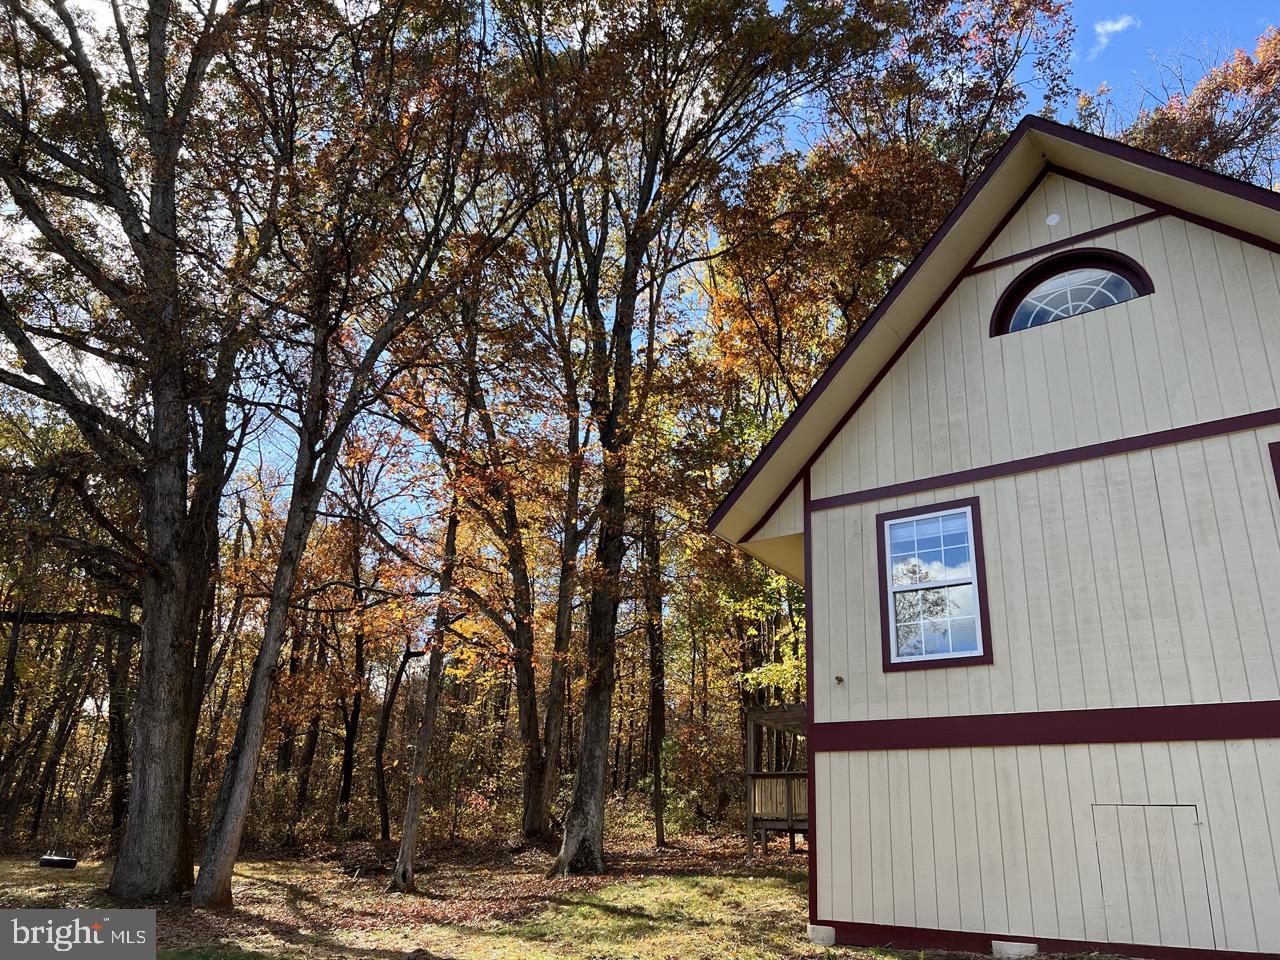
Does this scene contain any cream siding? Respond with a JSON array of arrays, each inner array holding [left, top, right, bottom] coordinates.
[[815, 739, 1280, 953], [801, 167, 1280, 956], [972, 171, 1153, 268], [746, 481, 804, 541], [809, 217, 1280, 502], [809, 426, 1280, 724]]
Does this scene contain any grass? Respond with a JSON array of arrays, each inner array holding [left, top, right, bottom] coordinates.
[[0, 843, 1135, 960]]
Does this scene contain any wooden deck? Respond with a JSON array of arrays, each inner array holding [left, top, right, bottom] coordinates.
[[745, 704, 807, 854]]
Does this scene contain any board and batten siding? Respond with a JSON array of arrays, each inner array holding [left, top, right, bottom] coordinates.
[[972, 171, 1152, 268], [809, 425, 1280, 725], [813, 738, 1280, 953], [808, 214, 1280, 502], [747, 481, 803, 541]]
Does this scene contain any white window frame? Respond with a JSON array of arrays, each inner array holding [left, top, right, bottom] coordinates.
[[884, 503, 986, 665]]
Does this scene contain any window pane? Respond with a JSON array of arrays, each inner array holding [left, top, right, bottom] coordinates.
[[1008, 266, 1141, 332], [951, 618, 979, 652], [941, 513, 968, 535], [914, 516, 941, 539], [918, 550, 944, 579], [895, 623, 922, 658], [942, 530, 968, 547], [947, 584, 978, 618], [889, 522, 914, 549], [943, 546, 971, 578], [916, 587, 949, 622], [894, 591, 922, 625], [892, 556, 929, 585], [923, 622, 950, 655]]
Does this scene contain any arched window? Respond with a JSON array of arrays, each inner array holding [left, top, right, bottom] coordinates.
[[990, 249, 1154, 337]]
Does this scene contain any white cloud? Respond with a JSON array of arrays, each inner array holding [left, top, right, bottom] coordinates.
[[1089, 14, 1141, 60]]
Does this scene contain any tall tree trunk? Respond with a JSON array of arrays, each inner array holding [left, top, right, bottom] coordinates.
[[0, 610, 22, 762], [337, 530, 367, 827], [376, 648, 413, 842], [106, 601, 135, 849], [390, 499, 460, 892], [549, 229, 644, 875], [30, 670, 91, 840], [550, 445, 625, 875], [642, 509, 665, 847], [293, 714, 321, 826], [111, 414, 205, 898], [336, 689, 362, 827], [194, 467, 324, 907]]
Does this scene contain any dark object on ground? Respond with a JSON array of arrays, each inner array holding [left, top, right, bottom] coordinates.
[[38, 855, 77, 869]]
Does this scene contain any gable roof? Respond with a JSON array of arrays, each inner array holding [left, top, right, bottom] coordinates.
[[709, 115, 1280, 569]]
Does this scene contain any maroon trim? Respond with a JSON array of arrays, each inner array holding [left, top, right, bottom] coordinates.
[[801, 472, 816, 923], [811, 406, 1280, 514], [705, 118, 1045, 536], [808, 699, 1280, 752], [968, 165, 1054, 267], [820, 918, 1278, 959], [968, 209, 1165, 275], [738, 172, 1053, 543], [1034, 116, 1280, 216], [1271, 441, 1280, 502], [1048, 162, 1280, 259], [708, 116, 1280, 539], [876, 498, 994, 672], [989, 247, 1155, 337], [742, 476, 798, 543]]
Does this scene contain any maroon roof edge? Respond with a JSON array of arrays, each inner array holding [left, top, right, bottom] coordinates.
[[707, 114, 1280, 538]]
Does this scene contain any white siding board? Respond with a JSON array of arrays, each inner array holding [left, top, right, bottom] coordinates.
[[971, 747, 1010, 931], [849, 750, 875, 922], [868, 750, 895, 924], [929, 748, 962, 930], [817, 741, 1280, 950], [827, 751, 852, 922], [1198, 741, 1257, 951], [973, 173, 1150, 268], [1225, 740, 1280, 950], [812, 224, 1280, 503]]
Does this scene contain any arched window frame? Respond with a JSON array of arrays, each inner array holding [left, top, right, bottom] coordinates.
[[989, 247, 1155, 337]]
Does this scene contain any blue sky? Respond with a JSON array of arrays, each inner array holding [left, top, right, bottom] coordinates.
[[1070, 0, 1275, 98]]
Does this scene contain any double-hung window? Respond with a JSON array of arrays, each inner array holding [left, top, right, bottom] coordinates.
[[878, 498, 992, 670]]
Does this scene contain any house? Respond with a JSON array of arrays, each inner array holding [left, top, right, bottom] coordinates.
[[709, 116, 1280, 959]]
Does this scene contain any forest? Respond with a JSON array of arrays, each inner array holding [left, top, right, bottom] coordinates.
[[0, 0, 1277, 939]]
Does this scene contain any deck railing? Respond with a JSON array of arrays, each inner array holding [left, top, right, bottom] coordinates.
[[746, 770, 807, 853]]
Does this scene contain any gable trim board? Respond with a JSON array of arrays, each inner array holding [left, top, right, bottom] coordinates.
[[807, 700, 1280, 752], [714, 117, 1280, 555], [810, 405, 1280, 514], [801, 472, 818, 924], [813, 920, 1278, 960], [969, 208, 1165, 275]]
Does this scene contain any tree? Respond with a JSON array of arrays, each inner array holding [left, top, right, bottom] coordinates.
[[193, 0, 531, 905], [502, 0, 865, 875], [0, 0, 267, 898], [1078, 28, 1280, 184]]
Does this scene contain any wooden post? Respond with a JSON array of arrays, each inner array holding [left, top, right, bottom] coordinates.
[[745, 717, 756, 855], [785, 771, 795, 853]]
